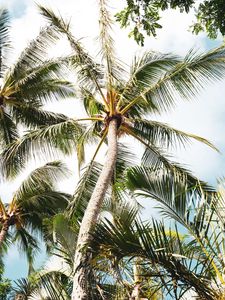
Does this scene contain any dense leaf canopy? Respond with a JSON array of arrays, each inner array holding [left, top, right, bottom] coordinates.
[[116, 0, 225, 45]]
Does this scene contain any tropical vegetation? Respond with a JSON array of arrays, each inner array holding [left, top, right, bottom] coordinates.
[[0, 7, 74, 152], [116, 0, 225, 45], [0, 1, 225, 300]]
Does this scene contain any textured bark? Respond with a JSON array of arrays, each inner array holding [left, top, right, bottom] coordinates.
[[0, 221, 9, 247], [130, 258, 142, 300], [72, 118, 118, 300], [130, 283, 141, 300]]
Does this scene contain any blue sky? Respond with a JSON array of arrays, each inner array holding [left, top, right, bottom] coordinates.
[[1, 0, 225, 282]]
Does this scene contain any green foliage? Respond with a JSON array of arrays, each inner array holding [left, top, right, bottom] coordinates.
[[0, 267, 11, 300], [193, 0, 225, 39], [0, 161, 72, 277], [116, 0, 225, 45], [1, 3, 225, 298], [0, 278, 11, 300], [0, 8, 75, 150]]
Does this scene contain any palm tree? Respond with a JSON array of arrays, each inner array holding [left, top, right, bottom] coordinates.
[[125, 166, 225, 299], [0, 8, 74, 150], [2, 1, 225, 298], [0, 161, 71, 273]]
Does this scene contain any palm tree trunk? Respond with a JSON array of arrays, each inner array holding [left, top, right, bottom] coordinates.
[[0, 221, 9, 247], [130, 258, 142, 300], [72, 118, 118, 300]]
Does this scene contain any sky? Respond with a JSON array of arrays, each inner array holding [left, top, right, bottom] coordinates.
[[1, 0, 225, 282]]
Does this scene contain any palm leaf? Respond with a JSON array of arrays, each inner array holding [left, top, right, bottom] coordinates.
[[11, 278, 37, 299], [37, 270, 71, 300], [15, 161, 70, 201], [143, 46, 225, 111], [126, 165, 215, 224], [67, 161, 103, 219], [98, 0, 126, 103], [122, 123, 215, 193], [11, 78, 75, 106], [92, 217, 217, 299], [0, 8, 11, 78], [3, 57, 75, 107], [82, 88, 105, 117], [0, 119, 84, 178], [39, 6, 106, 100], [13, 228, 39, 265], [12, 104, 69, 128], [5, 25, 60, 83], [52, 214, 77, 263], [126, 165, 225, 287], [75, 122, 100, 171], [119, 51, 180, 113], [98, 0, 115, 69], [121, 45, 225, 115], [114, 143, 137, 181], [20, 191, 71, 223], [0, 107, 18, 147], [131, 118, 218, 151]]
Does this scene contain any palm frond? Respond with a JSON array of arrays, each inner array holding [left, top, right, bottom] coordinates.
[[75, 122, 100, 171], [92, 217, 218, 299], [4, 56, 70, 91], [12, 229, 41, 277], [126, 165, 225, 286], [67, 161, 103, 219], [37, 270, 71, 300], [144, 46, 225, 111], [0, 107, 18, 147], [0, 120, 84, 178], [15, 161, 70, 201], [12, 105, 69, 128], [82, 88, 105, 116], [11, 278, 37, 299], [114, 143, 137, 182], [131, 118, 218, 151], [11, 78, 75, 105], [102, 196, 140, 228], [21, 191, 71, 222], [121, 45, 225, 114], [52, 214, 77, 264], [39, 6, 106, 101], [98, 0, 115, 66], [0, 8, 11, 78], [122, 124, 183, 172], [98, 0, 120, 101], [126, 165, 215, 221], [5, 25, 60, 83], [122, 124, 215, 193], [2, 57, 75, 108], [119, 51, 180, 113]]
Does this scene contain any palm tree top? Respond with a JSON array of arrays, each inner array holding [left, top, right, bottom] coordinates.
[[0, 161, 72, 275], [1, 2, 223, 178], [0, 7, 76, 150]]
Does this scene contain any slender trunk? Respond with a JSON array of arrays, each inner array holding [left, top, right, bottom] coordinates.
[[72, 118, 118, 300], [130, 258, 142, 300], [0, 221, 9, 246]]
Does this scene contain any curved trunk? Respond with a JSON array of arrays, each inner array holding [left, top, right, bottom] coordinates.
[[72, 118, 118, 300], [130, 258, 142, 300]]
